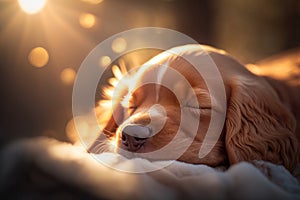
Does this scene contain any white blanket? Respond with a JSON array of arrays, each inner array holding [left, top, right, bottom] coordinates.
[[1, 137, 299, 200]]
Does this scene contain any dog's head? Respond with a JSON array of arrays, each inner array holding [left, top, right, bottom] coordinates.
[[89, 44, 299, 171]]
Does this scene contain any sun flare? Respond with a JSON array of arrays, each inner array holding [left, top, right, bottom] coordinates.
[[18, 0, 47, 14]]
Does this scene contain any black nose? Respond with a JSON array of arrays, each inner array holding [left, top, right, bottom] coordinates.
[[121, 125, 149, 152], [121, 133, 147, 151]]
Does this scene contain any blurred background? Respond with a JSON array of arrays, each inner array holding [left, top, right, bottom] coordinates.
[[0, 0, 299, 146]]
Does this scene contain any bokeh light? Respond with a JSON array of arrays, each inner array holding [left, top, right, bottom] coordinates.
[[18, 0, 47, 14], [60, 68, 76, 85], [112, 37, 127, 53], [81, 0, 104, 4], [28, 47, 49, 68], [99, 56, 111, 67], [79, 13, 96, 29]]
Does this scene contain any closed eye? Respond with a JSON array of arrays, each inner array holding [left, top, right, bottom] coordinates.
[[128, 106, 137, 110], [185, 105, 211, 110], [183, 105, 211, 117], [187, 104, 199, 109], [127, 105, 137, 115], [184, 88, 211, 110], [185, 96, 211, 110]]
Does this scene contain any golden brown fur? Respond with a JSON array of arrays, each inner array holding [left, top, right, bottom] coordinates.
[[89, 44, 300, 172]]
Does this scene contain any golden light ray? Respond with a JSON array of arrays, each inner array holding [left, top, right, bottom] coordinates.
[[118, 59, 128, 75], [18, 0, 47, 14], [60, 67, 76, 85], [79, 13, 96, 29], [81, 0, 104, 4], [28, 47, 49, 68], [112, 65, 123, 80], [39, 5, 95, 69], [103, 87, 114, 98], [108, 77, 118, 87], [98, 99, 112, 108]]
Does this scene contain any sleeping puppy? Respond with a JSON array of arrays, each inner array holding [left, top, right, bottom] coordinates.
[[88, 44, 300, 172]]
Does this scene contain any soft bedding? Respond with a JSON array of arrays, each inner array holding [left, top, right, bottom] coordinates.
[[0, 137, 299, 200]]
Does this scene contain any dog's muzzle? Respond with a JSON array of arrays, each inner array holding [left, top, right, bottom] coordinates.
[[121, 124, 151, 151], [118, 104, 167, 152]]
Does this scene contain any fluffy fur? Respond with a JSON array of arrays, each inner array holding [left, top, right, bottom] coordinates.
[[89, 44, 300, 172]]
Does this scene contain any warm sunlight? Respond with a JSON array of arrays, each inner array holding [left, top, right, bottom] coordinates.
[[28, 47, 49, 68], [18, 0, 47, 14], [81, 0, 104, 4]]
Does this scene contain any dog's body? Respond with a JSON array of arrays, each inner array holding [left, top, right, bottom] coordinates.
[[89, 44, 300, 172]]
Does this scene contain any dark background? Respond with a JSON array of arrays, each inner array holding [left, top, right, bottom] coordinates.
[[0, 0, 299, 146]]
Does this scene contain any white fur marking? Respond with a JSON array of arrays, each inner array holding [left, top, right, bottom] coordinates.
[[155, 62, 169, 102]]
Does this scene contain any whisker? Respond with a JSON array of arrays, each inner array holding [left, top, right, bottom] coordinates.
[[91, 140, 111, 153], [102, 129, 116, 138], [102, 129, 115, 135]]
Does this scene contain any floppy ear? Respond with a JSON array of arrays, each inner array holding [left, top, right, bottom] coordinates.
[[225, 77, 299, 171]]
